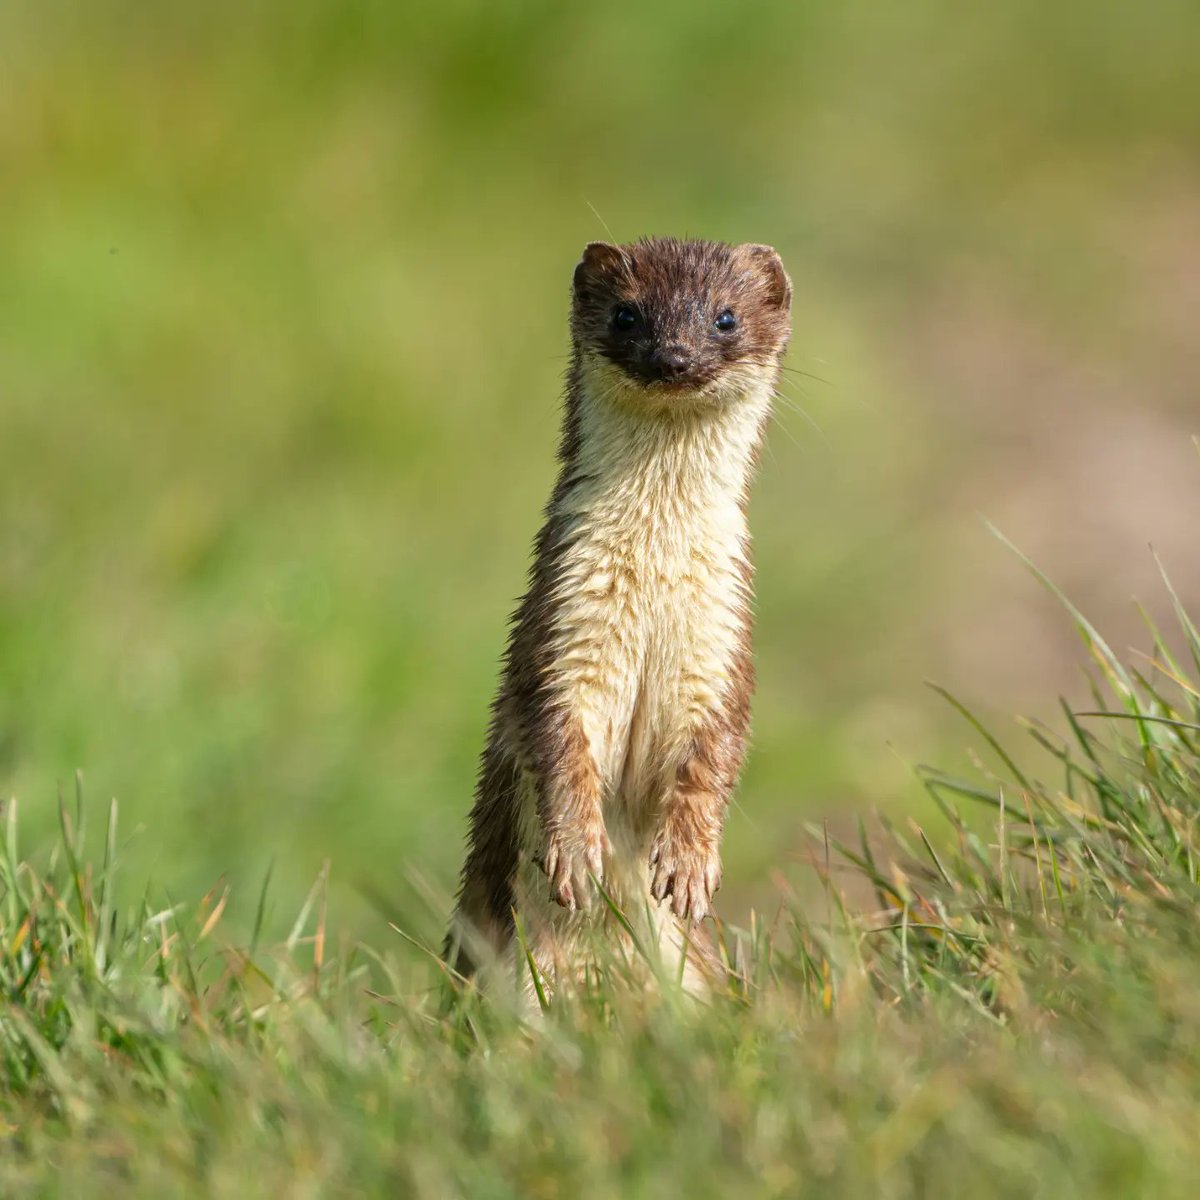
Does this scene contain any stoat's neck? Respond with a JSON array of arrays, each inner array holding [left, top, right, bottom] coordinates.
[[558, 364, 772, 533]]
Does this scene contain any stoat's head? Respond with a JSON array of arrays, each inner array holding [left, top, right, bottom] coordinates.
[[570, 237, 791, 410]]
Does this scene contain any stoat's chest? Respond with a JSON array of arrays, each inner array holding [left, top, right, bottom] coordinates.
[[547, 443, 752, 816]]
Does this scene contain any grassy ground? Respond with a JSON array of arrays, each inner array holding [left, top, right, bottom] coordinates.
[[4, 5, 1200, 1192], [3, 574, 1200, 1196]]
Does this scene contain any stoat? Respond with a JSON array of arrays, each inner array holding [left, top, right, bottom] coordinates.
[[447, 237, 791, 993]]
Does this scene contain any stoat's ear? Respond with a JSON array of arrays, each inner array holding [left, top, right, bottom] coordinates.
[[739, 243, 792, 310], [573, 241, 628, 295]]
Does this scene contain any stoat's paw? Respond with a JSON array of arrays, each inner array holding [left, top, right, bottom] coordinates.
[[539, 822, 609, 911], [649, 827, 721, 922]]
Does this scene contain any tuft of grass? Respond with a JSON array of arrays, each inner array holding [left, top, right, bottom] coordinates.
[[3, 577, 1200, 1196]]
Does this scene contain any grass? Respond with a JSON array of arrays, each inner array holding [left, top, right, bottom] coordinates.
[[4, 3, 1200, 1192], [3, 572, 1200, 1197]]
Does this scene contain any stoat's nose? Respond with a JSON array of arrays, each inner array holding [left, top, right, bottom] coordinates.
[[648, 345, 691, 380]]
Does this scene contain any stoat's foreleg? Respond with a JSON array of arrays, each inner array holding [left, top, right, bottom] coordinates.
[[649, 698, 749, 922], [534, 713, 610, 911]]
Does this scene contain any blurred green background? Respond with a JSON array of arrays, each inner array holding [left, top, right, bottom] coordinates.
[[3, 0, 1198, 942]]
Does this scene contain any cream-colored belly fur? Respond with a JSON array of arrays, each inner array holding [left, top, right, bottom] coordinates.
[[511, 366, 770, 981]]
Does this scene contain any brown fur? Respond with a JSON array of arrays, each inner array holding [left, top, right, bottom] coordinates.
[[446, 237, 791, 986]]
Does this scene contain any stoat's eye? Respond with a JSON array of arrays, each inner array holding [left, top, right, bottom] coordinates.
[[611, 304, 640, 332], [714, 309, 738, 332]]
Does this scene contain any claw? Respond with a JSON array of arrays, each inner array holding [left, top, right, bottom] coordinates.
[[648, 828, 720, 922], [539, 824, 608, 911]]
